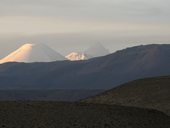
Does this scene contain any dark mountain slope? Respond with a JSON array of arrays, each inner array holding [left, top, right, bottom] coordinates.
[[0, 44, 170, 89], [83, 76, 170, 115], [0, 102, 170, 128]]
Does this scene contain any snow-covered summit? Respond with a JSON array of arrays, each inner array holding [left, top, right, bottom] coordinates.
[[0, 43, 65, 63], [65, 52, 88, 61]]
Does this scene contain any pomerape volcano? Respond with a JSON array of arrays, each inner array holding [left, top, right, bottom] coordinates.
[[0, 43, 65, 63]]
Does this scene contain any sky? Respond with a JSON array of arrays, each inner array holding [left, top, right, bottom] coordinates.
[[0, 0, 170, 58]]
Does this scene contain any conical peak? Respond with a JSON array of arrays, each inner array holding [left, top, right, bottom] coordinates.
[[0, 43, 65, 63]]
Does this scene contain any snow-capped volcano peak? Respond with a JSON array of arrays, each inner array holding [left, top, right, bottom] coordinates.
[[0, 43, 65, 63], [65, 52, 88, 61]]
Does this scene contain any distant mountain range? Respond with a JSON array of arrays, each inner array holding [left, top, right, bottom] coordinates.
[[0, 43, 110, 63], [83, 76, 170, 115], [0, 44, 170, 89]]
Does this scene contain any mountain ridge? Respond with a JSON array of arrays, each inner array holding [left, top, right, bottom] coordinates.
[[0, 44, 170, 89]]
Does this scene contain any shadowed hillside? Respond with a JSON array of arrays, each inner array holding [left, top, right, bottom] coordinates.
[[83, 76, 170, 115], [0, 44, 170, 89], [0, 102, 169, 128]]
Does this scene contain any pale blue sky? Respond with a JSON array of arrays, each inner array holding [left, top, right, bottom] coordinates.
[[0, 0, 170, 58]]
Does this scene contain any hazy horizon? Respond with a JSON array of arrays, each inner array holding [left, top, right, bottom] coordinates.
[[0, 0, 170, 58]]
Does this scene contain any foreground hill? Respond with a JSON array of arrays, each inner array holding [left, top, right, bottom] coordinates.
[[0, 90, 104, 101], [83, 76, 170, 115], [0, 102, 169, 128], [0, 44, 170, 89]]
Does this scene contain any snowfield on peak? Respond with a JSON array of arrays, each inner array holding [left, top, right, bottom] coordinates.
[[65, 52, 89, 61]]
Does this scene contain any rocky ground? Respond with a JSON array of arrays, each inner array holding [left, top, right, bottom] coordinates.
[[83, 76, 170, 115], [0, 101, 169, 128]]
